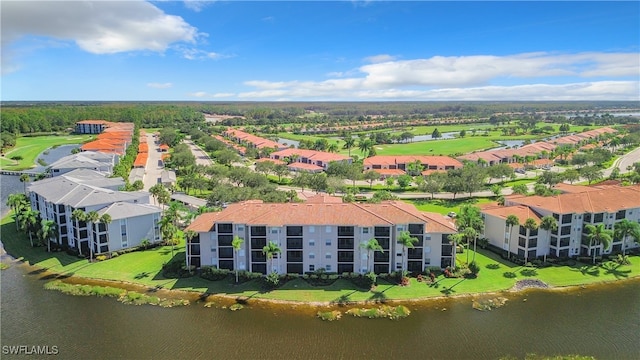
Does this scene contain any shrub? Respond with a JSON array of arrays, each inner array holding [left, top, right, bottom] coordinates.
[[486, 263, 500, 269], [503, 271, 517, 278], [200, 266, 230, 281], [95, 255, 107, 262], [263, 272, 280, 289], [400, 276, 410, 286], [111, 251, 119, 258], [468, 261, 480, 275]]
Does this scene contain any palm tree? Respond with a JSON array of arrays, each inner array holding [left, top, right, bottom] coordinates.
[[262, 240, 282, 274], [448, 233, 463, 268], [462, 227, 478, 264], [539, 215, 558, 263], [523, 218, 538, 263], [585, 224, 613, 264], [343, 135, 355, 157], [505, 214, 520, 260], [149, 184, 165, 206], [360, 238, 384, 273], [19, 173, 30, 194], [455, 205, 484, 263], [232, 235, 244, 283], [86, 211, 100, 261], [97, 214, 112, 252], [71, 209, 87, 253], [160, 216, 178, 257], [20, 209, 40, 247], [358, 138, 373, 158], [7, 193, 28, 230], [397, 231, 418, 274], [184, 230, 197, 271], [614, 219, 640, 256], [39, 219, 57, 252], [327, 143, 339, 153]]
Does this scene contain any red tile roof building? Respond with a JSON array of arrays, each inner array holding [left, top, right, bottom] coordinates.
[[223, 128, 285, 152], [363, 155, 462, 176], [270, 148, 352, 171], [186, 200, 457, 273]]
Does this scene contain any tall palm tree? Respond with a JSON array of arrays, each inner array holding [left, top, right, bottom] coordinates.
[[456, 205, 484, 263], [360, 238, 383, 273], [19, 173, 30, 194], [86, 211, 100, 261], [448, 233, 463, 268], [462, 227, 478, 264], [539, 215, 558, 263], [232, 235, 244, 283], [71, 209, 87, 253], [262, 240, 282, 274], [184, 230, 197, 270], [397, 231, 418, 274], [7, 193, 28, 230], [160, 216, 178, 257], [39, 219, 57, 252], [585, 224, 613, 264], [505, 215, 520, 260], [97, 214, 112, 253], [523, 218, 539, 263], [614, 219, 640, 256], [342, 135, 355, 157], [20, 209, 40, 247], [358, 138, 373, 158]]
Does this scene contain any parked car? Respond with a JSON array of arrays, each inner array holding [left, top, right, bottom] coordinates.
[[447, 212, 457, 218]]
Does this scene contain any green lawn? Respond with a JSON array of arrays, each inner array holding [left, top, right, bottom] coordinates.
[[408, 198, 495, 215], [3, 214, 638, 303], [1, 135, 94, 170]]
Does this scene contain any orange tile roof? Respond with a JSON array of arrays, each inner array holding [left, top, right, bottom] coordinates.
[[161, 153, 170, 160], [482, 205, 542, 225], [138, 143, 149, 153], [224, 128, 282, 149], [305, 194, 344, 203], [159, 144, 170, 150], [271, 148, 350, 163], [507, 184, 640, 214], [255, 158, 285, 165], [364, 155, 462, 168], [185, 200, 457, 233], [288, 162, 324, 171], [374, 169, 405, 176], [133, 153, 148, 167]]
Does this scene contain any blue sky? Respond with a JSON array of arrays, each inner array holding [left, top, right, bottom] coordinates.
[[1, 1, 639, 101]]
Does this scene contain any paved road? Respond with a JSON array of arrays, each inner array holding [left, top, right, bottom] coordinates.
[[143, 133, 164, 191], [184, 139, 213, 167], [606, 145, 640, 177]]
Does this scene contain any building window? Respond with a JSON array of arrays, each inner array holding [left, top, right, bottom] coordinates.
[[309, 226, 315, 233], [424, 258, 431, 265], [325, 253, 331, 259], [425, 235, 431, 241], [309, 265, 315, 272], [325, 265, 331, 271], [325, 226, 331, 233], [237, 225, 245, 232], [362, 228, 369, 234], [309, 239, 315, 246], [325, 239, 331, 246], [309, 253, 315, 259]]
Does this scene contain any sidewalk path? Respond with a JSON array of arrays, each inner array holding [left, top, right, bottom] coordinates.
[[143, 133, 164, 191]]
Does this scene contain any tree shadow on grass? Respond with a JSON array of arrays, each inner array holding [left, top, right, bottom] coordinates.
[[571, 265, 600, 277], [134, 271, 150, 280], [601, 262, 632, 279], [440, 278, 465, 296], [331, 292, 356, 306]]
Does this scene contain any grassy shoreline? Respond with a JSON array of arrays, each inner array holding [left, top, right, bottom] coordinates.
[[2, 214, 639, 308], [0, 134, 93, 171]]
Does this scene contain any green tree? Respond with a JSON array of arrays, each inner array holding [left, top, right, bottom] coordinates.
[[539, 215, 558, 263], [184, 230, 198, 270], [262, 240, 282, 274], [255, 160, 275, 177], [505, 215, 520, 260], [418, 172, 447, 199], [511, 183, 529, 196], [448, 233, 463, 268], [19, 173, 30, 194], [358, 138, 373, 158], [614, 219, 640, 256], [385, 177, 395, 190], [584, 224, 613, 264], [86, 211, 100, 261], [291, 172, 312, 192], [20, 209, 40, 247], [562, 168, 580, 184], [580, 165, 603, 185], [273, 164, 290, 183], [360, 238, 383, 273], [232, 235, 245, 283], [396, 174, 412, 189], [397, 231, 418, 274], [363, 170, 379, 189], [7, 193, 28, 230], [39, 219, 58, 252], [342, 135, 356, 156], [523, 218, 538, 263], [432, 128, 442, 139]]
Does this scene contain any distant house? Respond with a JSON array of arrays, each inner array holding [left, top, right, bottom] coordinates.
[[363, 156, 462, 176], [222, 128, 286, 153], [270, 148, 351, 172]]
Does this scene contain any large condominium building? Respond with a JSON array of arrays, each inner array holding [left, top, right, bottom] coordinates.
[[482, 184, 640, 261], [185, 198, 457, 274], [363, 155, 463, 177], [28, 169, 162, 255], [270, 148, 352, 172], [47, 151, 117, 176]]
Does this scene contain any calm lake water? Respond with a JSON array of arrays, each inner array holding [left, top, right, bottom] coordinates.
[[0, 257, 639, 360]]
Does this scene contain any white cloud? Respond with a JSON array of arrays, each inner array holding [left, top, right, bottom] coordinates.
[[183, 0, 212, 12], [234, 52, 639, 100], [147, 82, 173, 89], [179, 47, 226, 60], [1, 0, 202, 72], [364, 54, 397, 63], [187, 91, 236, 98]]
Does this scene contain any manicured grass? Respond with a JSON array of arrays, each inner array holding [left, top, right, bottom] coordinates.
[[1, 135, 94, 170], [361, 137, 499, 156], [3, 214, 638, 303], [408, 198, 495, 215], [500, 178, 536, 188]]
